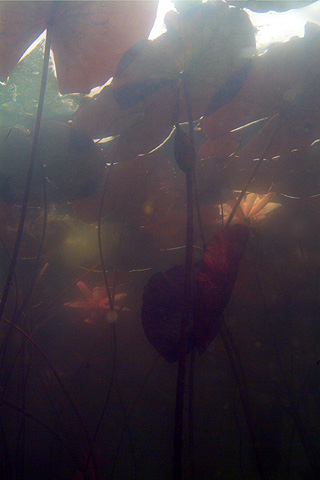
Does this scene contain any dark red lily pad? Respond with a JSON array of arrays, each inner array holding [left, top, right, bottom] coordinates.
[[194, 222, 250, 354], [141, 264, 197, 363], [141, 224, 249, 362]]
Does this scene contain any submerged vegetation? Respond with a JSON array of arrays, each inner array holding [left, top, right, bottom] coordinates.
[[1, 1, 320, 479]]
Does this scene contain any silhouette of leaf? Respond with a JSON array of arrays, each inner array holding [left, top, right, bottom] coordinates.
[[0, 121, 105, 205], [202, 23, 320, 139], [0, 1, 158, 94], [226, 1, 317, 12], [141, 224, 249, 362], [194, 223, 249, 353], [73, 1, 255, 157]]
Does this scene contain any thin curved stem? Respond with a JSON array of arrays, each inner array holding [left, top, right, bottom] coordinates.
[[187, 349, 195, 480], [0, 19, 53, 321], [98, 164, 114, 310], [2, 399, 81, 468], [31, 261, 101, 332], [1, 316, 91, 447], [219, 320, 266, 480], [110, 355, 160, 479], [14, 165, 48, 324], [83, 323, 116, 478], [225, 114, 279, 229]]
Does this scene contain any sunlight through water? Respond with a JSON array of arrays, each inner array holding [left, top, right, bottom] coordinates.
[[150, 0, 320, 47]]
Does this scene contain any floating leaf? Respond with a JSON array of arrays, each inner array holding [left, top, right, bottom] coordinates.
[[200, 24, 320, 197], [0, 1, 158, 94], [198, 131, 239, 162], [0, 121, 105, 205], [73, 1, 255, 157], [202, 23, 320, 139], [141, 264, 195, 362], [194, 223, 250, 353], [141, 224, 249, 362], [38, 121, 106, 202]]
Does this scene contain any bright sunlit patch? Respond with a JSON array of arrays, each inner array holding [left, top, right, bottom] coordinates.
[[149, 0, 175, 39], [225, 192, 281, 224], [93, 136, 115, 144], [247, 0, 320, 49], [88, 77, 113, 97], [152, 0, 320, 49]]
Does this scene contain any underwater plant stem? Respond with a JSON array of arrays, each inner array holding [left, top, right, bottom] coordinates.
[[193, 170, 206, 251], [2, 399, 81, 468], [0, 19, 53, 322], [0, 168, 49, 401], [173, 168, 194, 480], [254, 258, 320, 477], [219, 320, 266, 480], [286, 403, 320, 478], [182, 72, 206, 252], [15, 165, 48, 322], [84, 324, 116, 478], [31, 261, 101, 331], [225, 113, 279, 229], [98, 164, 114, 310], [16, 340, 33, 480], [187, 350, 195, 480], [173, 76, 198, 479], [1, 316, 91, 448], [110, 355, 160, 478], [113, 372, 138, 479]]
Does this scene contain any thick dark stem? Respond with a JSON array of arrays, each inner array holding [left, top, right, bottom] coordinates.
[[173, 168, 194, 479], [187, 350, 195, 480]]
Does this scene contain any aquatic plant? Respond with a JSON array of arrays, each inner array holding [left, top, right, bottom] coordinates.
[[65, 280, 129, 325], [226, 192, 281, 224], [1, 1, 320, 480]]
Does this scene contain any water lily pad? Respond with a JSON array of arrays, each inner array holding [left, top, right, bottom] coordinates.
[[141, 224, 249, 362]]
